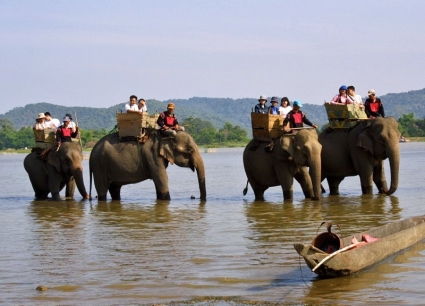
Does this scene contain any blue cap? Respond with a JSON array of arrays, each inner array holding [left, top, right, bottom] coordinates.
[[293, 100, 303, 107], [339, 85, 347, 91]]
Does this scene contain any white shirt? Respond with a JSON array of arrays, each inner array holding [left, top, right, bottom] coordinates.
[[68, 121, 76, 129], [279, 106, 293, 117], [51, 118, 61, 128], [45, 118, 61, 129], [348, 94, 363, 105], [125, 103, 139, 111], [138, 105, 147, 112]]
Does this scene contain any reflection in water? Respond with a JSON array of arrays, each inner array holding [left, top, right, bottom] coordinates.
[[244, 194, 401, 249]]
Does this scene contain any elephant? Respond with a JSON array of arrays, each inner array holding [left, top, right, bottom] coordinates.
[[89, 130, 206, 201], [243, 129, 322, 201], [319, 117, 401, 195], [23, 142, 89, 200]]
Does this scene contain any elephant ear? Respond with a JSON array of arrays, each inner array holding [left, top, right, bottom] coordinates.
[[159, 137, 175, 165], [280, 135, 294, 157], [357, 128, 374, 155], [47, 151, 61, 172]]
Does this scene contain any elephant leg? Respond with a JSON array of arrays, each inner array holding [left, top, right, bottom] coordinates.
[[152, 169, 171, 200], [294, 168, 314, 199], [47, 177, 61, 201], [109, 183, 122, 200], [326, 176, 344, 195], [94, 173, 109, 201], [156, 190, 171, 200], [359, 165, 374, 195], [252, 185, 267, 201], [275, 162, 295, 200], [35, 190, 49, 200], [373, 162, 388, 193], [65, 177, 76, 198]]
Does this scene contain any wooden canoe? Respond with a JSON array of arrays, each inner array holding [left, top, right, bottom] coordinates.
[[294, 216, 425, 278]]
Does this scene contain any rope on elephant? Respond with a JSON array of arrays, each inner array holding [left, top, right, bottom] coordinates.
[[107, 125, 118, 135]]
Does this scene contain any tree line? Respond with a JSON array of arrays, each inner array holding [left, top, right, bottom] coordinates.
[[2, 114, 424, 150], [398, 113, 425, 137], [0, 117, 249, 150]]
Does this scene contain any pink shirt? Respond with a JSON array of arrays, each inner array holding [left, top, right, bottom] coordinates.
[[330, 94, 354, 105]]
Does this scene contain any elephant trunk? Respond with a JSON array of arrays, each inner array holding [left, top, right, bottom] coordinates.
[[308, 153, 322, 201], [194, 156, 206, 200], [72, 169, 89, 199], [384, 141, 400, 196]]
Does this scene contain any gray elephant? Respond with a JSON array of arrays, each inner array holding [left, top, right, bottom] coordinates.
[[319, 117, 400, 195], [89, 130, 206, 201], [243, 129, 322, 201], [23, 142, 89, 200]]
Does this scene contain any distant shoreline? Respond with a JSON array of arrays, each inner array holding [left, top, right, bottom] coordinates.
[[1, 137, 424, 155]]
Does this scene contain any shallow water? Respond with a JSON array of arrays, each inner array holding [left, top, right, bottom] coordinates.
[[1, 143, 425, 305]]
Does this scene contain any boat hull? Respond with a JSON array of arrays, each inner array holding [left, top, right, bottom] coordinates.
[[294, 216, 425, 278]]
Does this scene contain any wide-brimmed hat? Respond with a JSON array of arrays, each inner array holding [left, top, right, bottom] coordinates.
[[167, 103, 175, 109], [62, 116, 71, 122], [293, 100, 303, 107], [367, 89, 376, 95], [37, 113, 45, 119], [65, 113, 73, 120], [270, 96, 279, 103], [258, 95, 267, 102]]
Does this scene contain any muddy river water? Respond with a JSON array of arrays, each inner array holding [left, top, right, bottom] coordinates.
[[1, 142, 425, 305]]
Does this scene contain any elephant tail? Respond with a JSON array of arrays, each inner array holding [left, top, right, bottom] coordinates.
[[243, 180, 249, 196], [89, 162, 93, 201]]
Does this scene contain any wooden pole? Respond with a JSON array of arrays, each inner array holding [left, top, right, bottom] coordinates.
[[74, 111, 83, 151], [312, 243, 359, 272]]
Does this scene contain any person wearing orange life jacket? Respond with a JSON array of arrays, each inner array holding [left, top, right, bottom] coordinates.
[[282, 100, 318, 132], [56, 116, 78, 147], [157, 103, 184, 136]]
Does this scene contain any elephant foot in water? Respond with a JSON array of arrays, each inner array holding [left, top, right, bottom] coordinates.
[[97, 194, 107, 201], [51, 192, 61, 201], [361, 185, 374, 194], [283, 190, 293, 200], [328, 187, 340, 195], [156, 191, 171, 201]]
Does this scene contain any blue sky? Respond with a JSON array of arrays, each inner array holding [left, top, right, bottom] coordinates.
[[1, 0, 424, 114]]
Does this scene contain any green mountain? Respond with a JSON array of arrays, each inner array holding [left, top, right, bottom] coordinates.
[[1, 88, 425, 131]]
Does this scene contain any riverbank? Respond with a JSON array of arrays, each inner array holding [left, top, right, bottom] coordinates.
[[0, 142, 250, 154], [2, 137, 424, 154]]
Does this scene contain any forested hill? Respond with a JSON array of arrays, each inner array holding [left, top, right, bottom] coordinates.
[[1, 88, 425, 131]]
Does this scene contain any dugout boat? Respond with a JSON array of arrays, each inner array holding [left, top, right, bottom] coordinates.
[[294, 216, 425, 278]]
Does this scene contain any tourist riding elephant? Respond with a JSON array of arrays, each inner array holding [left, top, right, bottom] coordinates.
[[243, 129, 322, 201], [319, 117, 401, 195], [89, 130, 206, 201], [23, 142, 89, 200]]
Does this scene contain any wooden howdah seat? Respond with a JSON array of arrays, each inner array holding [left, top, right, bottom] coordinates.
[[33, 128, 56, 149], [116, 112, 159, 140], [251, 112, 284, 141], [324, 103, 368, 129]]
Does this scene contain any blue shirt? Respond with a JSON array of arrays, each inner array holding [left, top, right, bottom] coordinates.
[[268, 106, 279, 115]]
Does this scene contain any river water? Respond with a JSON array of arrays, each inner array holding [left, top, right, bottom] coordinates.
[[1, 142, 425, 305]]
